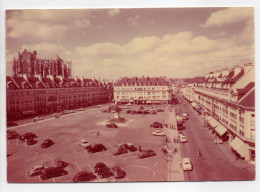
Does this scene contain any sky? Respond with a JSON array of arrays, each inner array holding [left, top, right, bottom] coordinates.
[[5, 7, 255, 80]]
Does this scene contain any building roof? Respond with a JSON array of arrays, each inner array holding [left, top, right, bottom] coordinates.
[[115, 77, 170, 86], [12, 76, 32, 89], [238, 89, 255, 107]]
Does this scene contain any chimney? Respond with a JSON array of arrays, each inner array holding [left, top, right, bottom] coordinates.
[[244, 63, 253, 74], [233, 65, 242, 76], [221, 68, 230, 78]]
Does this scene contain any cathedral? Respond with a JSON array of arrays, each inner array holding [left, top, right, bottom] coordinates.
[[12, 49, 72, 78]]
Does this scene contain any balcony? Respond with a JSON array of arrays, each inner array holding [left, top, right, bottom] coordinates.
[[194, 87, 229, 101]]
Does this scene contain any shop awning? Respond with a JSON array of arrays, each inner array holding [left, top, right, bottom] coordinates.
[[215, 124, 228, 137], [230, 137, 246, 158], [208, 118, 219, 128], [206, 116, 212, 121], [191, 102, 197, 107], [152, 101, 161, 104]]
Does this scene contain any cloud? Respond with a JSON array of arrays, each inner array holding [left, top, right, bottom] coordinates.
[[22, 42, 66, 55], [6, 10, 94, 40], [70, 31, 254, 78], [201, 7, 253, 28], [108, 9, 120, 17], [127, 15, 140, 26]]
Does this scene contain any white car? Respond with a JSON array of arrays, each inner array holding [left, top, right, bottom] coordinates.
[[33, 117, 43, 122], [80, 139, 91, 149], [182, 158, 193, 171], [179, 133, 184, 138], [180, 136, 187, 143], [152, 130, 166, 136], [182, 113, 189, 120], [29, 165, 45, 176]]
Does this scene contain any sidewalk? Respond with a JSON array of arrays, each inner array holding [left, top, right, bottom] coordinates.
[[162, 108, 184, 181], [187, 103, 255, 170]]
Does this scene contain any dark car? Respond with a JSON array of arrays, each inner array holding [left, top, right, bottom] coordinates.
[[41, 139, 55, 148], [7, 122, 18, 127], [137, 110, 143, 114], [94, 162, 107, 173], [7, 131, 20, 140], [157, 109, 164, 112], [138, 149, 157, 159], [150, 122, 163, 128], [27, 138, 37, 145], [21, 132, 38, 140], [123, 143, 137, 152], [113, 148, 128, 156], [94, 163, 113, 179], [131, 110, 136, 114], [73, 171, 97, 182], [142, 110, 150, 114], [55, 159, 69, 168], [40, 167, 68, 180], [106, 123, 118, 128], [88, 144, 107, 153], [139, 107, 145, 110], [111, 166, 126, 179], [126, 110, 131, 114]]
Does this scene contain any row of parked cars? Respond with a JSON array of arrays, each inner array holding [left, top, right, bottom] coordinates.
[[80, 139, 157, 159], [7, 130, 55, 148], [29, 160, 126, 181]]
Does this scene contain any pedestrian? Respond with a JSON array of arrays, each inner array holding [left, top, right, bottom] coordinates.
[[139, 145, 142, 152]]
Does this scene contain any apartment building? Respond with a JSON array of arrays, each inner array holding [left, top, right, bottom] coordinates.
[[6, 76, 113, 120], [7, 49, 113, 120], [193, 63, 255, 162], [114, 77, 172, 105]]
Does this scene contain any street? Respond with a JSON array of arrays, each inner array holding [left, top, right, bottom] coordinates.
[[175, 95, 255, 181]]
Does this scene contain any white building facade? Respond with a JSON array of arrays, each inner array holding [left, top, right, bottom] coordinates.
[[114, 77, 172, 105], [193, 63, 255, 162]]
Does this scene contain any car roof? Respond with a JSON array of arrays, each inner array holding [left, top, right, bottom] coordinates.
[[34, 165, 44, 169], [182, 158, 190, 162]]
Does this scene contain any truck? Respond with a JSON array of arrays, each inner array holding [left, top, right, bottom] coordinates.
[[177, 120, 185, 130], [176, 116, 185, 130]]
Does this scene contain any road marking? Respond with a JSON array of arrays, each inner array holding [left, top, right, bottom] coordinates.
[[131, 164, 156, 176], [66, 167, 70, 174], [76, 162, 81, 171]]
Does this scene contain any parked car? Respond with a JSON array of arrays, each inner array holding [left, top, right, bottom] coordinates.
[[122, 143, 137, 152], [73, 171, 97, 182], [55, 159, 69, 168], [40, 167, 68, 180], [27, 137, 37, 145], [126, 110, 131, 113], [21, 132, 37, 140], [28, 165, 45, 177], [94, 162, 113, 178], [150, 122, 163, 128], [182, 158, 193, 171], [88, 144, 107, 153], [111, 166, 126, 179], [150, 111, 157, 115], [180, 136, 187, 143], [138, 149, 157, 159], [80, 139, 91, 149], [7, 130, 20, 140], [41, 139, 55, 148], [7, 122, 18, 127], [152, 130, 166, 136], [157, 109, 164, 112], [33, 117, 43, 122], [106, 123, 118, 128], [137, 110, 143, 114], [142, 110, 150, 114], [182, 113, 189, 120], [113, 148, 128, 156], [131, 110, 136, 114]]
